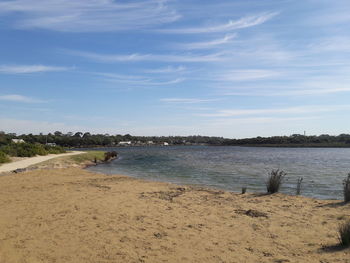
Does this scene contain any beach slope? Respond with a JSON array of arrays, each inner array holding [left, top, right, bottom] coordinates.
[[0, 168, 349, 262]]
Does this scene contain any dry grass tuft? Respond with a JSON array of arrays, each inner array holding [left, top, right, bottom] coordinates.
[[338, 221, 350, 247], [343, 174, 350, 203], [266, 169, 286, 194]]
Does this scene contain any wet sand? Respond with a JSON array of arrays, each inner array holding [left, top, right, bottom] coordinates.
[[0, 168, 349, 262]]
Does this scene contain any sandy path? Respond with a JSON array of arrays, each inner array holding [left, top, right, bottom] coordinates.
[[0, 168, 349, 263], [0, 151, 84, 173]]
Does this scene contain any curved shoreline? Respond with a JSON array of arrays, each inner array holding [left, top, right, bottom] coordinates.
[[0, 167, 349, 262]]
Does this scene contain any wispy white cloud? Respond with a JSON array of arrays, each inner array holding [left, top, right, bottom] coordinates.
[[221, 78, 350, 96], [198, 105, 350, 117], [0, 64, 70, 74], [218, 69, 281, 82], [0, 0, 180, 32], [225, 87, 350, 97], [145, 66, 187, 74], [160, 98, 218, 104], [173, 34, 236, 50], [159, 12, 278, 34], [0, 94, 45, 103], [309, 36, 350, 52], [210, 116, 319, 125], [96, 72, 185, 86], [66, 50, 226, 63]]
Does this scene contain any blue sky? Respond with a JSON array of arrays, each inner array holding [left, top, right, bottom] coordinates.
[[0, 0, 350, 138]]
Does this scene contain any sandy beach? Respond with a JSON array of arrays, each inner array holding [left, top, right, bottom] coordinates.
[[0, 167, 349, 263]]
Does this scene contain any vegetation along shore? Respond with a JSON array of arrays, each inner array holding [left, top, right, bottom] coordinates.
[[2, 131, 350, 149]]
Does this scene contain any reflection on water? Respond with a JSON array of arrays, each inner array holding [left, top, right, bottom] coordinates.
[[86, 146, 350, 200]]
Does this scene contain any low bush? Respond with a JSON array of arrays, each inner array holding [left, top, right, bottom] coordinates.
[[104, 151, 118, 162], [0, 143, 65, 157], [0, 151, 10, 164], [266, 169, 286, 194], [44, 145, 66, 154], [344, 174, 350, 203], [338, 221, 350, 247]]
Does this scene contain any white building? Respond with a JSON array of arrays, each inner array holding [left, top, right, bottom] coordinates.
[[12, 139, 25, 144], [118, 141, 132, 146]]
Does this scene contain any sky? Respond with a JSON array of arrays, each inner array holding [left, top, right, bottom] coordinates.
[[0, 0, 350, 138]]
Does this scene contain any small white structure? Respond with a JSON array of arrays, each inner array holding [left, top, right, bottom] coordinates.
[[147, 141, 154, 145], [46, 143, 57, 146], [163, 142, 169, 146], [118, 141, 132, 146], [12, 139, 25, 144]]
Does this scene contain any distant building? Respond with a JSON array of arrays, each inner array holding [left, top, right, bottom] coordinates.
[[118, 141, 132, 146], [12, 139, 25, 144], [46, 143, 57, 146], [163, 142, 169, 146], [147, 141, 154, 145]]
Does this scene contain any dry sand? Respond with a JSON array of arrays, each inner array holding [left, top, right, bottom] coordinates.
[[0, 168, 349, 263], [0, 151, 84, 173]]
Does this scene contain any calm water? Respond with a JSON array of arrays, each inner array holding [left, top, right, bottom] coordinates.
[[86, 146, 350, 200]]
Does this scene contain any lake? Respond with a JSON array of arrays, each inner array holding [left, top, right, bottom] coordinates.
[[86, 146, 350, 200]]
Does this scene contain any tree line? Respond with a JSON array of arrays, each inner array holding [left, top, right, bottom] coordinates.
[[1, 131, 350, 148]]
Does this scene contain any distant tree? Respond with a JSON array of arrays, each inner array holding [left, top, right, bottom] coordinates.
[[54, 131, 63, 136], [74, 132, 83, 137]]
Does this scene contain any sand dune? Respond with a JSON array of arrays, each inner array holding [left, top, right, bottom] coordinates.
[[0, 151, 84, 173], [0, 168, 349, 263]]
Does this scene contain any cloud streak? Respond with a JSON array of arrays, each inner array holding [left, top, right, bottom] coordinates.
[[0, 0, 180, 32], [159, 12, 278, 34], [0, 65, 70, 74], [0, 94, 45, 103], [67, 50, 226, 63], [96, 72, 185, 86], [218, 69, 281, 82], [145, 66, 187, 74], [160, 98, 218, 104], [198, 105, 350, 117], [173, 34, 236, 50]]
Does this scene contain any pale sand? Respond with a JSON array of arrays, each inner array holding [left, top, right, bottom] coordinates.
[[0, 151, 84, 173], [0, 168, 349, 263]]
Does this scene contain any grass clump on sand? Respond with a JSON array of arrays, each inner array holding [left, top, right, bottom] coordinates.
[[343, 174, 350, 203], [338, 221, 350, 247], [266, 169, 286, 194], [0, 151, 11, 164], [67, 151, 106, 164], [31, 151, 106, 169]]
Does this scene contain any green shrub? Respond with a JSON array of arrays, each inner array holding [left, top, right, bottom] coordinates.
[[44, 145, 66, 154], [0, 145, 17, 156], [339, 221, 350, 247], [266, 169, 286, 194], [0, 151, 10, 164], [0, 143, 65, 157], [104, 151, 118, 162]]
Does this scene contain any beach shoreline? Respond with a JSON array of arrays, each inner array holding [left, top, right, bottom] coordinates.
[[0, 167, 349, 262]]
